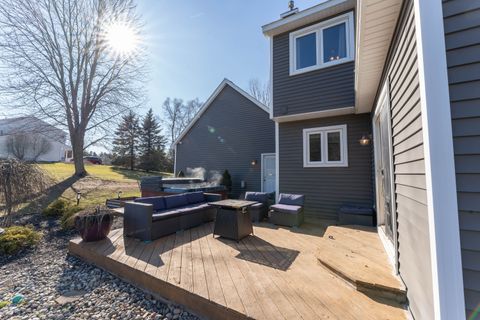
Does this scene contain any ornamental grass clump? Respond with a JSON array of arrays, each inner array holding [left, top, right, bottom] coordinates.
[[0, 225, 41, 255], [42, 199, 69, 217], [60, 206, 84, 230]]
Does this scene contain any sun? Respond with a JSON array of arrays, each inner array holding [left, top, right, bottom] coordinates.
[[104, 21, 140, 58]]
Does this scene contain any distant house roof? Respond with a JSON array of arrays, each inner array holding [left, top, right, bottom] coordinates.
[[173, 79, 269, 146], [0, 116, 67, 144]]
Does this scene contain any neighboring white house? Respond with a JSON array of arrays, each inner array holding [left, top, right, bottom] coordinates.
[[0, 116, 71, 162]]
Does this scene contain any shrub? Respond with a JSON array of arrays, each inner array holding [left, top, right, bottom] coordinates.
[[42, 199, 69, 217], [220, 169, 232, 192], [0, 159, 50, 226], [0, 225, 41, 255], [60, 206, 84, 230]]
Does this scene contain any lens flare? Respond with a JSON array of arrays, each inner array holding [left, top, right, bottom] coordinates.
[[104, 20, 140, 59]]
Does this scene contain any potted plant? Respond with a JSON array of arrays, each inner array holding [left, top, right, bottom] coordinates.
[[221, 170, 232, 193], [74, 206, 114, 242]]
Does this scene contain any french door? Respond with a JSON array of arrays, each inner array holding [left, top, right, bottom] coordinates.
[[374, 85, 398, 271]]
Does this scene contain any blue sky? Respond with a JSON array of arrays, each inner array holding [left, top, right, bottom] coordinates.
[[137, 0, 315, 114]]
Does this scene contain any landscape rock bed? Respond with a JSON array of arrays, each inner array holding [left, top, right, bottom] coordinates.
[[0, 213, 199, 320]]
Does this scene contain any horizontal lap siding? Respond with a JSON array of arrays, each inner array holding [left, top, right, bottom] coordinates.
[[176, 86, 275, 197], [278, 114, 373, 221], [443, 0, 480, 316], [272, 12, 355, 118], [377, 1, 434, 318]]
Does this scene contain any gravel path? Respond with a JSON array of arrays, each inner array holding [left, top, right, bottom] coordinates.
[[0, 214, 200, 320]]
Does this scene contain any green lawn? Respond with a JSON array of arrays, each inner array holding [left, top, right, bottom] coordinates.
[[39, 163, 172, 182], [16, 163, 174, 213]]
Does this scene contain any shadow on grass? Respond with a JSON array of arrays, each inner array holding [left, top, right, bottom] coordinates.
[[16, 175, 82, 216]]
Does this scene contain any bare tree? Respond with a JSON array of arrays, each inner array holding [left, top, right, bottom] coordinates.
[[0, 0, 145, 177], [249, 78, 271, 107], [6, 134, 29, 160], [162, 98, 203, 148], [6, 134, 52, 161], [31, 136, 52, 161]]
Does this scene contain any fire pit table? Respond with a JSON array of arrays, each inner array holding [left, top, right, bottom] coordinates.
[[209, 199, 256, 241]]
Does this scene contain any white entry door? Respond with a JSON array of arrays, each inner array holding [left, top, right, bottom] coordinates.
[[261, 153, 276, 193]]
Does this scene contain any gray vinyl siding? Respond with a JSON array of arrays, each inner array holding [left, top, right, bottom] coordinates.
[[443, 0, 480, 316], [272, 12, 355, 118], [375, 1, 434, 318], [278, 114, 373, 221], [175, 85, 275, 197]]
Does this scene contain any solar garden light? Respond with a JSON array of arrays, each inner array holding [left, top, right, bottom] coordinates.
[[76, 192, 81, 205]]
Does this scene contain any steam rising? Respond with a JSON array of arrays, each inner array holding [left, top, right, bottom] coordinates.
[[184, 167, 222, 187]]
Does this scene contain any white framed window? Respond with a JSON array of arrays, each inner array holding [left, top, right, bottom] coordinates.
[[289, 12, 355, 76], [303, 124, 348, 167]]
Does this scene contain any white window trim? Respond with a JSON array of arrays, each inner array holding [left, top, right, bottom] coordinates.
[[303, 124, 348, 167], [289, 12, 354, 76]]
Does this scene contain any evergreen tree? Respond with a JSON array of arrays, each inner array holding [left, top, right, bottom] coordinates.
[[138, 108, 167, 172], [112, 111, 140, 170]]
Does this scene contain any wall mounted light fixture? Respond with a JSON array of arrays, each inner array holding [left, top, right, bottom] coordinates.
[[359, 134, 371, 146], [251, 160, 257, 166]]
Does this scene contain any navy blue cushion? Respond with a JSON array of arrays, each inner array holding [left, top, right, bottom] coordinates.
[[278, 193, 305, 206], [164, 194, 188, 209], [134, 197, 166, 211], [245, 191, 268, 203], [185, 191, 205, 204]]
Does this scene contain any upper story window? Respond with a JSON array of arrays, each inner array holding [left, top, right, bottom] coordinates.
[[303, 124, 348, 167], [289, 12, 354, 76]]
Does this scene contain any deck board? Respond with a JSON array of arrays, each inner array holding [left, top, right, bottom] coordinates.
[[69, 222, 408, 320]]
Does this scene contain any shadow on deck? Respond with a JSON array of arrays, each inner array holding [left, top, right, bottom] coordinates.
[[69, 222, 407, 320]]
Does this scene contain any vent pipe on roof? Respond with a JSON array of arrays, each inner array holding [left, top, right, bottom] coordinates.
[[280, 0, 298, 18]]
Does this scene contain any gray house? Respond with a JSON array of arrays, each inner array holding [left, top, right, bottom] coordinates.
[[174, 79, 275, 197], [263, 0, 477, 319]]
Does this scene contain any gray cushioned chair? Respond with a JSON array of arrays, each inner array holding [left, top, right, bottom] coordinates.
[[244, 191, 269, 222], [269, 193, 305, 227]]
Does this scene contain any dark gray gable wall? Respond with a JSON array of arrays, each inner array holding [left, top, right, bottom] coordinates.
[[443, 0, 480, 316], [278, 113, 373, 222], [175, 85, 275, 197], [272, 12, 355, 118], [373, 0, 433, 318]]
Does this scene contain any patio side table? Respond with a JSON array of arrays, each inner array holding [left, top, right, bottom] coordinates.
[[209, 199, 256, 241]]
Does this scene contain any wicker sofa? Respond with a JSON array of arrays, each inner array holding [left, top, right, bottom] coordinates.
[[124, 192, 221, 241], [269, 193, 305, 227]]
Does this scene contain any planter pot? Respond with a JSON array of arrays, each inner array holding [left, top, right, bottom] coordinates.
[[75, 213, 113, 242]]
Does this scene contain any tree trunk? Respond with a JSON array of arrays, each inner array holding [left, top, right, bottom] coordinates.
[[130, 149, 134, 171], [72, 131, 87, 177]]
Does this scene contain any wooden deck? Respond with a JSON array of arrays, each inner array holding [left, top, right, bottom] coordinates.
[[69, 222, 407, 320]]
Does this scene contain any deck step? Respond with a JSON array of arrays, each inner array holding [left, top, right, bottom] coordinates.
[[316, 225, 407, 306]]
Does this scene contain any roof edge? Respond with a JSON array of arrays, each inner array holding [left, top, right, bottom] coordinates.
[[262, 0, 355, 37], [172, 79, 269, 146]]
